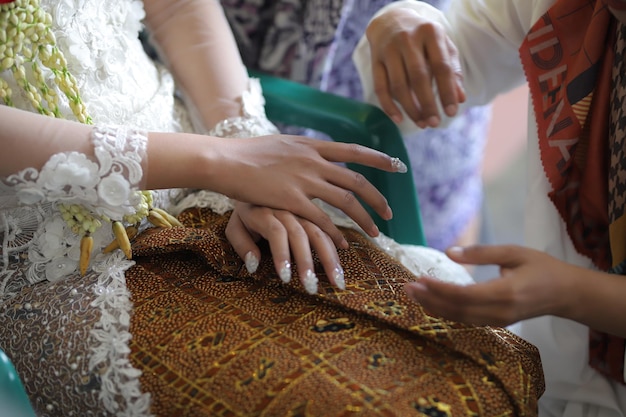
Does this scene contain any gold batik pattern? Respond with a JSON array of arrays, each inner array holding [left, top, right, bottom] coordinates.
[[127, 208, 544, 417]]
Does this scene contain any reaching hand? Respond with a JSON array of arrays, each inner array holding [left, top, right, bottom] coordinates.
[[365, 7, 465, 128], [225, 202, 345, 295], [404, 245, 575, 327]]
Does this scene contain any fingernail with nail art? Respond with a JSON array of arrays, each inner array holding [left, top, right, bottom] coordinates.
[[333, 266, 345, 290], [391, 157, 407, 173], [303, 269, 318, 295], [279, 260, 292, 283], [245, 251, 259, 274]]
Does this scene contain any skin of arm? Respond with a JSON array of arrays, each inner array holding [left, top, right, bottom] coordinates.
[[404, 245, 626, 338], [142, 0, 249, 130], [0, 105, 402, 248]]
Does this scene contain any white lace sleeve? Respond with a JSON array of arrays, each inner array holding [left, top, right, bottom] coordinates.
[[3, 126, 147, 221], [0, 125, 148, 289]]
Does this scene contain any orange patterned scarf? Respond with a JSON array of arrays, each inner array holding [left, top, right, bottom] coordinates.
[[520, 0, 626, 383]]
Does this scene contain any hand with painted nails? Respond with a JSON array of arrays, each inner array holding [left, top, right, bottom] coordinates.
[[225, 202, 346, 295], [364, 6, 465, 129], [404, 245, 626, 337], [191, 135, 407, 247]]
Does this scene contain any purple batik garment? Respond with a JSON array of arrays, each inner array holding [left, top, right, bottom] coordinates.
[[221, 0, 491, 250]]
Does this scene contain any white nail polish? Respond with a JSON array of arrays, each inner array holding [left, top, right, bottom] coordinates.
[[303, 270, 318, 295], [333, 266, 345, 290], [391, 157, 407, 173], [245, 251, 259, 274], [279, 261, 292, 283]]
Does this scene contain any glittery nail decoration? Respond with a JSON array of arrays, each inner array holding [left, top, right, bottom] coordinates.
[[279, 261, 292, 283], [391, 157, 408, 173], [245, 251, 259, 274], [333, 266, 345, 290], [303, 270, 318, 295]]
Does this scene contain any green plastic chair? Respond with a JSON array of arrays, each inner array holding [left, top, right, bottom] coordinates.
[[252, 70, 426, 246], [0, 71, 426, 416], [0, 349, 36, 417]]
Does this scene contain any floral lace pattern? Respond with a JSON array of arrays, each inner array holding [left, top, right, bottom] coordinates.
[[0, 125, 151, 416], [1, 126, 147, 284], [207, 78, 280, 139], [9, 126, 146, 220]]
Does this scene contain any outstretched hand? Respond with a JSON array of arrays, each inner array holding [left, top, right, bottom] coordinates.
[[404, 245, 575, 327], [365, 6, 465, 128]]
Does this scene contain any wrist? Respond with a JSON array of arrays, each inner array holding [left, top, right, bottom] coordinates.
[[554, 263, 587, 321], [145, 131, 223, 191]]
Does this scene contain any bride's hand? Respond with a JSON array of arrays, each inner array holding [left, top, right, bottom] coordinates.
[[225, 202, 346, 295], [210, 135, 406, 247], [147, 132, 406, 247]]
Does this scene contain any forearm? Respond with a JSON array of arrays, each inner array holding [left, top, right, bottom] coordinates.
[[562, 265, 626, 338], [143, 0, 249, 130], [0, 106, 93, 177], [0, 105, 221, 194]]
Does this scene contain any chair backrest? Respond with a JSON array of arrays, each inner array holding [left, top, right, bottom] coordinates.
[[252, 70, 426, 246]]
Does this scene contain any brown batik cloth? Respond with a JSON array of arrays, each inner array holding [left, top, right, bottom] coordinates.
[[127, 208, 544, 416]]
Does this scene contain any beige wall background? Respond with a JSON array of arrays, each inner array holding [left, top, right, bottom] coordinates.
[[482, 84, 529, 181]]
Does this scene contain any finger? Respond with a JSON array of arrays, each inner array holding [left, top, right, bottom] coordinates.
[[308, 180, 383, 238], [315, 139, 409, 174], [299, 220, 345, 290], [423, 32, 462, 120], [302, 149, 396, 224], [372, 61, 404, 124], [284, 195, 349, 249], [405, 278, 518, 327], [445, 245, 526, 267], [259, 216, 294, 284], [448, 37, 467, 106], [403, 40, 439, 127], [384, 53, 423, 125], [277, 214, 319, 295], [225, 212, 261, 274]]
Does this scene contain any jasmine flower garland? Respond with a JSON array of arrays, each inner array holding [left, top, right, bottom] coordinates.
[[0, 0, 178, 274]]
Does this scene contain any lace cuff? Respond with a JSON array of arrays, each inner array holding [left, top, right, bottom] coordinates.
[[208, 78, 280, 138], [6, 125, 148, 221]]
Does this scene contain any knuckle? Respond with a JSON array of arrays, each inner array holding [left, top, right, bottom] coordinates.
[[407, 64, 430, 81], [309, 226, 326, 242], [267, 220, 284, 235], [354, 172, 368, 188], [343, 190, 357, 206], [421, 21, 445, 37], [396, 30, 414, 46], [430, 60, 455, 77], [348, 143, 365, 156]]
